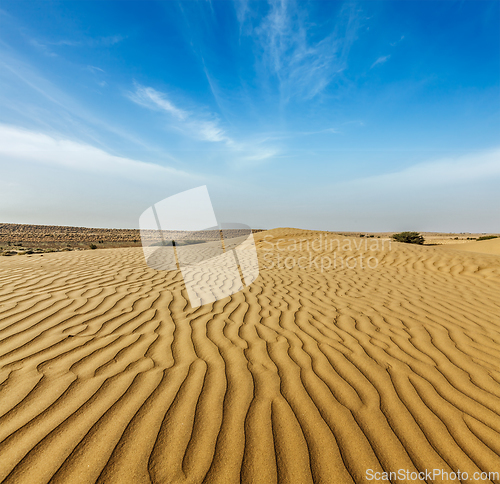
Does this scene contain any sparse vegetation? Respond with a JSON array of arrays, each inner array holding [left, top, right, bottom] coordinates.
[[89, 244, 97, 250], [0, 223, 264, 251], [477, 235, 498, 241], [392, 232, 425, 245]]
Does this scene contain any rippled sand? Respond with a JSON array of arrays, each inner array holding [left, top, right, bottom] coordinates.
[[0, 229, 499, 484]]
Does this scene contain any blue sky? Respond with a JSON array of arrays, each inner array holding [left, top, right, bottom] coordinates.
[[0, 0, 499, 231]]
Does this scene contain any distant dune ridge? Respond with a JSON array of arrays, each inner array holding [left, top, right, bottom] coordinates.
[[0, 228, 499, 483], [0, 223, 143, 246], [446, 237, 500, 256], [0, 222, 494, 249]]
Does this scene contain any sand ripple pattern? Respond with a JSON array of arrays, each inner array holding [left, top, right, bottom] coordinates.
[[0, 229, 499, 484]]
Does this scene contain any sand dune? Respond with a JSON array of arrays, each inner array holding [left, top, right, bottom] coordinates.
[[0, 228, 499, 484], [445, 238, 500, 257]]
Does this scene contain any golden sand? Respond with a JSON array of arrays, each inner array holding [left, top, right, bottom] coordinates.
[[0, 229, 499, 483]]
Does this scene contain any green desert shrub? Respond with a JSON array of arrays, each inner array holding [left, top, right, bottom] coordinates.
[[392, 231, 425, 245], [89, 243, 97, 250], [477, 235, 498, 241]]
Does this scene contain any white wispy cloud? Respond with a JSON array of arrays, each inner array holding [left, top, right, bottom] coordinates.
[[0, 124, 193, 181], [339, 148, 500, 191], [0, 51, 155, 150], [128, 84, 233, 145], [47, 35, 126, 48], [28, 39, 58, 57], [88, 65, 105, 74], [94, 35, 125, 47], [390, 35, 405, 47], [128, 84, 281, 167], [252, 0, 361, 102], [234, 0, 250, 29], [23, 34, 126, 59], [236, 148, 279, 167], [129, 85, 188, 120], [371, 55, 390, 68], [300, 127, 340, 136], [256, 127, 340, 141], [48, 39, 82, 47]]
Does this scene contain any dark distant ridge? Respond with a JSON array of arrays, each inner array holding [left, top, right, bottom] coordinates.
[[0, 223, 266, 249]]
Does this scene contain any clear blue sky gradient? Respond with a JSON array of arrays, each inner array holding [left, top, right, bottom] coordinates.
[[0, 0, 499, 231]]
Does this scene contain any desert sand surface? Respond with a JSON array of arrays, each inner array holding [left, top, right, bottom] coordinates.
[[444, 238, 500, 257], [0, 228, 499, 484]]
